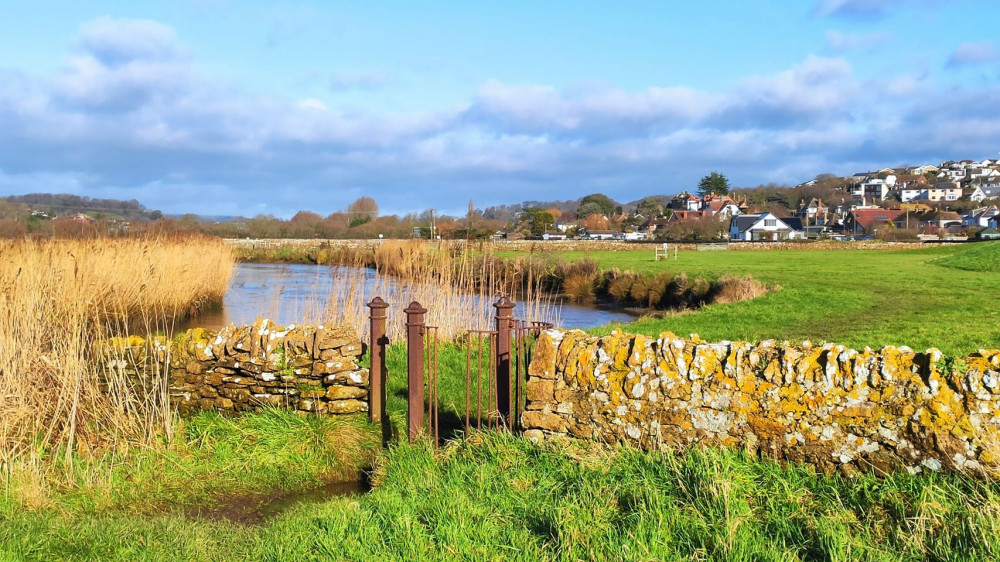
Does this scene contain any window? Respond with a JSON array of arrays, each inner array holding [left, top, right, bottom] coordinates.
[[764, 219, 776, 227]]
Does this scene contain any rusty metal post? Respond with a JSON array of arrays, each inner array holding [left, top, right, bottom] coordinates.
[[366, 297, 389, 429], [405, 301, 427, 443], [493, 296, 515, 430]]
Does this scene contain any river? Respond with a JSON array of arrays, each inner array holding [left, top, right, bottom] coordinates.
[[180, 262, 635, 331]]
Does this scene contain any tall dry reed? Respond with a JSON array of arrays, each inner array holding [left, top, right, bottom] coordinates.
[[323, 240, 560, 341], [0, 236, 233, 473]]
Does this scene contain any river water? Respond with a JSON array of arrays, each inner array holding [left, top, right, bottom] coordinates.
[[181, 262, 635, 331]]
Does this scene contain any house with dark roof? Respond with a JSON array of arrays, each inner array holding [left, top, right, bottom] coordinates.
[[729, 213, 801, 241]]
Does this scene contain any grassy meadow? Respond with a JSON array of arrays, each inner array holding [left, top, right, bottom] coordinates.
[[516, 241, 1000, 356], [4, 432, 1000, 561]]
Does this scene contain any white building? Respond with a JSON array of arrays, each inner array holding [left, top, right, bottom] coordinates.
[[729, 213, 801, 241]]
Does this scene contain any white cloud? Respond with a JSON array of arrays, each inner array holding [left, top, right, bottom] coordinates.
[[825, 30, 891, 51], [947, 42, 998, 67], [78, 16, 183, 65]]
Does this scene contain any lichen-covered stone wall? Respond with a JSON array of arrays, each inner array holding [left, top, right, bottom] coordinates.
[[101, 318, 369, 416], [522, 330, 1000, 476]]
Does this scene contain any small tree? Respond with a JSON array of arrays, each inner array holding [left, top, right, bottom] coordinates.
[[635, 196, 663, 217], [697, 172, 731, 197], [576, 193, 616, 218], [521, 207, 554, 236], [578, 213, 610, 231], [347, 197, 378, 227]]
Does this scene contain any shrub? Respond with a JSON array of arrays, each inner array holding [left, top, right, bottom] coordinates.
[[711, 274, 771, 304]]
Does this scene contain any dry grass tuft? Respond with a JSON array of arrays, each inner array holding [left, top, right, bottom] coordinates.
[[0, 235, 233, 471], [712, 275, 772, 304], [562, 272, 597, 302]]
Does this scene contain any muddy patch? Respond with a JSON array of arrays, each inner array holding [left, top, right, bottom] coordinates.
[[186, 480, 368, 525]]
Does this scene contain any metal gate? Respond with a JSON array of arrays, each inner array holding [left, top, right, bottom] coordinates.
[[365, 296, 552, 447]]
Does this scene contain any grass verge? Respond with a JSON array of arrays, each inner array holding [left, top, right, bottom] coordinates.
[[3, 433, 1000, 560]]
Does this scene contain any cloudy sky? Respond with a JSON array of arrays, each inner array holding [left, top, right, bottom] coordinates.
[[1, 0, 999, 217]]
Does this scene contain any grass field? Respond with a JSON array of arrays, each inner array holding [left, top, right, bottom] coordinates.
[[519, 242, 1000, 356], [4, 432, 1000, 561]]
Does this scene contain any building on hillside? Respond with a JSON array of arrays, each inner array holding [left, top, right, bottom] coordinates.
[[799, 198, 833, 226], [582, 230, 619, 240], [974, 227, 1000, 241], [729, 213, 801, 241], [921, 210, 963, 229], [926, 183, 963, 202], [641, 216, 672, 236], [843, 209, 905, 236], [964, 206, 1000, 228], [892, 211, 924, 230], [668, 192, 701, 212]]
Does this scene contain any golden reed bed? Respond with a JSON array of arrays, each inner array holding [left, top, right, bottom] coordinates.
[[0, 235, 233, 466]]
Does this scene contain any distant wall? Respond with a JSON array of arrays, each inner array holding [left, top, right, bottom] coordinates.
[[101, 319, 368, 416], [523, 330, 1000, 476]]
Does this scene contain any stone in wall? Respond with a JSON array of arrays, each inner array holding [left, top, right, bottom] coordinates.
[[100, 318, 369, 417], [522, 329, 1000, 476]]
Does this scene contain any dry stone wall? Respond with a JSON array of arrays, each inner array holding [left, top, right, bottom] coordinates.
[[523, 329, 1000, 476], [101, 318, 369, 416]]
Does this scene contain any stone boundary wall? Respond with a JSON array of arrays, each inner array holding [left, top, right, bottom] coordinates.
[[523, 330, 1000, 476], [101, 318, 369, 416]]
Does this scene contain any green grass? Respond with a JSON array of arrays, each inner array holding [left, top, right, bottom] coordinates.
[[511, 242, 1000, 356], [4, 433, 1000, 560], [932, 240, 1000, 272], [1, 409, 379, 516]]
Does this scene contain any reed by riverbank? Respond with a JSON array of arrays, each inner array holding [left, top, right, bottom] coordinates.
[[0, 235, 233, 472]]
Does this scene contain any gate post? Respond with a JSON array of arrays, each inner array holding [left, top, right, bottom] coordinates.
[[494, 297, 516, 430], [366, 297, 389, 430], [404, 301, 427, 443]]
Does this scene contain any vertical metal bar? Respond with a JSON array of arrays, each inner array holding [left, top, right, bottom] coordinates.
[[489, 332, 497, 429], [404, 301, 426, 443], [465, 336, 471, 435], [433, 332, 439, 450], [425, 326, 432, 442], [477, 333, 483, 429], [366, 297, 388, 429], [515, 321, 525, 431], [493, 297, 515, 431]]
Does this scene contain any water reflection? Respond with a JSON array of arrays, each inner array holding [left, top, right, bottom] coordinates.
[[182, 262, 635, 331]]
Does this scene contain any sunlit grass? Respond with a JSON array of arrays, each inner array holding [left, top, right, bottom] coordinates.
[[502, 243, 1000, 355], [4, 433, 1000, 560]]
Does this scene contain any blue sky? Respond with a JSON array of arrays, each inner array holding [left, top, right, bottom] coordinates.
[[1, 0, 999, 217]]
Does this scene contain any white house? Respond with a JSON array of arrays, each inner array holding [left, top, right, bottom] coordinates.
[[729, 213, 800, 241], [927, 184, 962, 202], [900, 188, 928, 202], [964, 206, 1000, 228]]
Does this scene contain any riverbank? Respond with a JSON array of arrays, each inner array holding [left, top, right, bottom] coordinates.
[[227, 239, 775, 318]]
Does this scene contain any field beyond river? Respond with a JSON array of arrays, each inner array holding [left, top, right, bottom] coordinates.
[[499, 241, 1000, 356], [3, 237, 1000, 560]]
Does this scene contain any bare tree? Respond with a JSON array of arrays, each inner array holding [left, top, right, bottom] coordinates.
[[346, 197, 378, 227]]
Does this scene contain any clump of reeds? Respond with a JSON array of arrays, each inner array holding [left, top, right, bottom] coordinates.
[[593, 270, 771, 310], [556, 259, 599, 302], [710, 274, 772, 304], [0, 235, 233, 474], [323, 241, 560, 342]]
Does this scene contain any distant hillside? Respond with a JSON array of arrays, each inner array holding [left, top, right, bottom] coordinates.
[[1, 193, 162, 222]]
